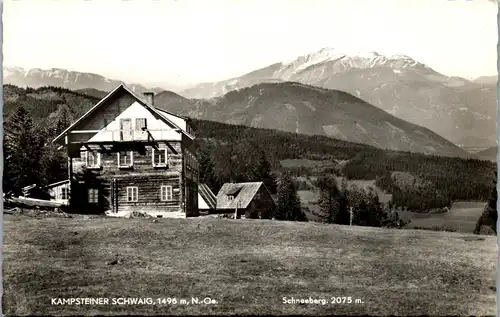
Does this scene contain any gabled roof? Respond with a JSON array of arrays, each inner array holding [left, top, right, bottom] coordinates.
[[198, 183, 217, 210], [216, 182, 269, 210], [52, 84, 195, 144]]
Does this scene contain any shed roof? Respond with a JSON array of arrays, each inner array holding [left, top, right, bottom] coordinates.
[[44, 179, 70, 189], [199, 183, 217, 210], [216, 182, 265, 210]]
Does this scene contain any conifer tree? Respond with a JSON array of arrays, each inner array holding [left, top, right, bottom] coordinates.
[[253, 149, 277, 194], [4, 107, 47, 195], [198, 146, 221, 193], [317, 175, 346, 224], [276, 170, 303, 221]]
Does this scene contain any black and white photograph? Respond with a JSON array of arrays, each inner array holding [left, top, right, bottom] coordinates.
[[1, 0, 498, 315]]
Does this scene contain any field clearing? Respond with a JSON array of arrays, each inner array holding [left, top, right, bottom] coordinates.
[[280, 159, 334, 168], [402, 201, 486, 233], [297, 190, 323, 221], [3, 214, 497, 316], [297, 190, 319, 204], [297, 178, 392, 205]]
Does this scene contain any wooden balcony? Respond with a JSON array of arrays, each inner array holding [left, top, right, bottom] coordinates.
[[68, 129, 182, 144], [66, 129, 183, 157]]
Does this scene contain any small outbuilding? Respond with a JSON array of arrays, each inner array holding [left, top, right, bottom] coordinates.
[[216, 182, 275, 219], [45, 180, 71, 205]]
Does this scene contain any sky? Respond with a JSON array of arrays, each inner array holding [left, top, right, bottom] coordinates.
[[3, 0, 499, 90]]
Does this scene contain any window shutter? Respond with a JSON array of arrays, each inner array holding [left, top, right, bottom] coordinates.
[[86, 151, 93, 166]]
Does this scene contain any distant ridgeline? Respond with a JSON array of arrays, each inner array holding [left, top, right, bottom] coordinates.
[[3, 85, 496, 212]]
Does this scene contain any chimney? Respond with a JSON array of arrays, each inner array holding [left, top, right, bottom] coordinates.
[[143, 92, 154, 106]]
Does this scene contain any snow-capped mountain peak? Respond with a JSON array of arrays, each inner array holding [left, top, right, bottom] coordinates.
[[282, 47, 383, 65], [277, 47, 433, 79]]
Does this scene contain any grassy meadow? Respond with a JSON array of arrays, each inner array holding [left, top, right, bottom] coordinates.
[[3, 214, 497, 316], [401, 201, 487, 233]]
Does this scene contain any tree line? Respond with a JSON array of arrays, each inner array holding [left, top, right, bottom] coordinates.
[[198, 143, 405, 227], [3, 106, 69, 197]]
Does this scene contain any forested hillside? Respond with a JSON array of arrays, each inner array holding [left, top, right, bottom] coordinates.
[[3, 85, 496, 213], [190, 118, 495, 211], [4, 85, 100, 119]]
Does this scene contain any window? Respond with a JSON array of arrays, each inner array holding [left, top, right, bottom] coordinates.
[[126, 186, 138, 202], [160, 185, 173, 201], [118, 151, 134, 168], [136, 118, 147, 131], [61, 187, 69, 200], [88, 189, 98, 204], [152, 148, 168, 167], [228, 195, 234, 201], [85, 151, 101, 168]]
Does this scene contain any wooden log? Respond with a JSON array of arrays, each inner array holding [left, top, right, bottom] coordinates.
[[9, 197, 64, 208]]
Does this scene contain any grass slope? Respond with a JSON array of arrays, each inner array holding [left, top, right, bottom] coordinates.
[[4, 215, 497, 316]]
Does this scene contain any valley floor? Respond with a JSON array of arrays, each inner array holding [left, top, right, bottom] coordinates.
[[3, 215, 497, 316]]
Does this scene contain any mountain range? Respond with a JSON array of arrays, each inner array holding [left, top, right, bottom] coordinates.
[[3, 66, 164, 95], [122, 83, 470, 158], [3, 48, 496, 154], [180, 48, 498, 149], [1, 83, 470, 159]]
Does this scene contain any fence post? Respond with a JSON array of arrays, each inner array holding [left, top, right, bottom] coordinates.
[[349, 207, 353, 226]]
